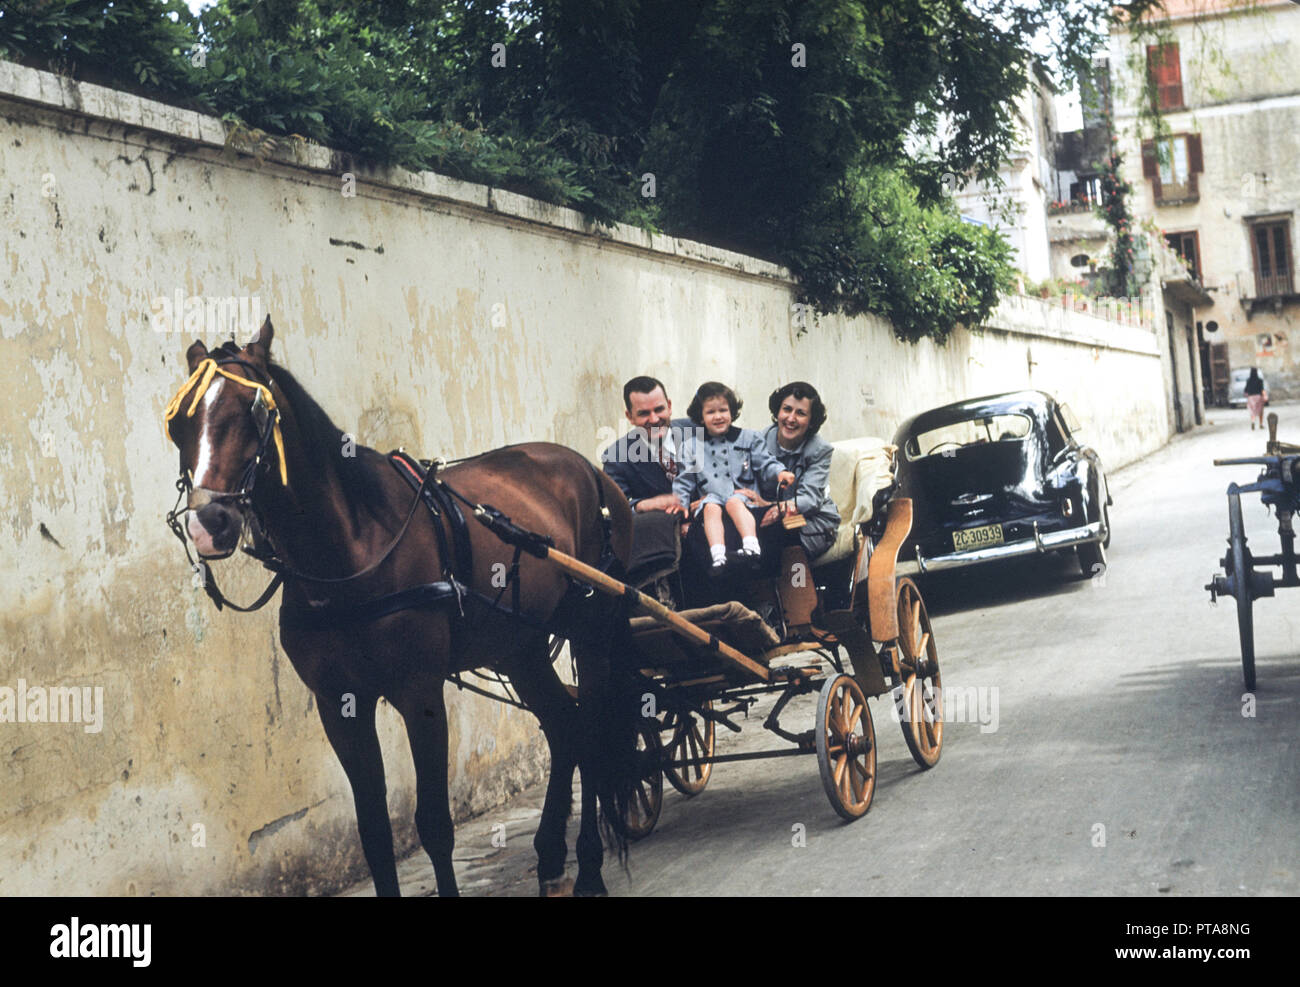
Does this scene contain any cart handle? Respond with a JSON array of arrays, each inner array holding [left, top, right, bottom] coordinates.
[[1213, 456, 1285, 467]]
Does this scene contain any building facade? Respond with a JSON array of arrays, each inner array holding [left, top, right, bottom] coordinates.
[[952, 64, 1058, 282], [958, 52, 1211, 435], [1110, 0, 1300, 402]]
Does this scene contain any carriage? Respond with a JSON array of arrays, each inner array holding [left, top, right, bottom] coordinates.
[[1207, 413, 1300, 691], [486, 436, 946, 834]]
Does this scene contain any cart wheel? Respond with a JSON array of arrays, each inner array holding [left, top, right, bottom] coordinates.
[[663, 702, 714, 796], [815, 674, 877, 821], [1226, 491, 1257, 691], [894, 577, 943, 768], [623, 722, 663, 841]]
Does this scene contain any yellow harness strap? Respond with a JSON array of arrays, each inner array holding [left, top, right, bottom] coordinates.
[[163, 359, 289, 486]]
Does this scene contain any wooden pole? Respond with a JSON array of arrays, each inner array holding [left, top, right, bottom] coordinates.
[[540, 547, 770, 681]]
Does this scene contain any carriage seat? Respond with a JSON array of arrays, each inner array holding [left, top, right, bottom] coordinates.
[[810, 436, 897, 566]]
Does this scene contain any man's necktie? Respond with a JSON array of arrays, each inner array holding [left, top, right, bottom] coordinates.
[[659, 441, 679, 481]]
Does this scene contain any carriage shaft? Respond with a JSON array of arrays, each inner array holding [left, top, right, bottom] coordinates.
[[667, 747, 815, 769], [540, 547, 771, 681]]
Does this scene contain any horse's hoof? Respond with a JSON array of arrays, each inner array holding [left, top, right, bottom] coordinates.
[[538, 875, 574, 897], [573, 880, 609, 898]]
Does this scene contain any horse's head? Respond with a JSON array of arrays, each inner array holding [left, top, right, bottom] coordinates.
[[164, 316, 287, 559]]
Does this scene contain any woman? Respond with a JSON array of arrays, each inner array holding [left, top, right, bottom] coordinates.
[[1245, 368, 1266, 431], [753, 381, 842, 561]]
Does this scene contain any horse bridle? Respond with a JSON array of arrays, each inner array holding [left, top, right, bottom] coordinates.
[[163, 356, 295, 609], [164, 356, 440, 611]]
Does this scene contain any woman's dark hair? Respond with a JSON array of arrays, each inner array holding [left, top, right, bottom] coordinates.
[[1249, 368, 1261, 380], [686, 381, 742, 425], [768, 381, 828, 435]]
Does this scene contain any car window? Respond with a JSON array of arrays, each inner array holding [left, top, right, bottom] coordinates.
[[904, 414, 1032, 460], [1059, 404, 1082, 434]]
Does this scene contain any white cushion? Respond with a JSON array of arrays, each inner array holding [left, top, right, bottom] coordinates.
[[813, 437, 897, 565]]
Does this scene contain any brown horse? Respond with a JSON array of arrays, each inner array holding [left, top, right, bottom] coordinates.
[[162, 317, 638, 896]]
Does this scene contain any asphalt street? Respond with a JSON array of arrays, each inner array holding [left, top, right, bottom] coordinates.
[[343, 405, 1300, 897]]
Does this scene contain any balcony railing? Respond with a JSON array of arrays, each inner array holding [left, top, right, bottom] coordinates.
[[1048, 199, 1097, 215], [1256, 270, 1295, 298]]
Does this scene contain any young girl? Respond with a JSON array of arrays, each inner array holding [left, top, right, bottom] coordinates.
[[674, 382, 794, 567]]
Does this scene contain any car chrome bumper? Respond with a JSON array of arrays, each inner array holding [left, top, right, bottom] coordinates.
[[895, 520, 1104, 576]]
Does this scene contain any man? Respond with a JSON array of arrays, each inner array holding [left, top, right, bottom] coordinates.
[[602, 376, 690, 515]]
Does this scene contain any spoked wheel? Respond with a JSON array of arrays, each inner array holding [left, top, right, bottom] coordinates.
[[663, 701, 715, 796], [815, 673, 877, 821], [622, 722, 663, 841], [894, 577, 943, 768], [1226, 491, 1256, 691]]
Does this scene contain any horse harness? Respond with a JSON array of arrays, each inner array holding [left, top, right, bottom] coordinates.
[[163, 356, 620, 639]]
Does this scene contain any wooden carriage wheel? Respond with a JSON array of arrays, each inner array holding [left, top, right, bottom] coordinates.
[[815, 674, 877, 821], [663, 701, 715, 796], [622, 722, 663, 841], [894, 577, 943, 768], [1224, 491, 1258, 691]]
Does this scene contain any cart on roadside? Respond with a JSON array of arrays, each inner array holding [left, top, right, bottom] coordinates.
[[1206, 413, 1300, 690]]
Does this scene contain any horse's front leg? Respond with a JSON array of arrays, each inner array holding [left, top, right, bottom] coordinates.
[[316, 691, 400, 896], [400, 684, 459, 897]]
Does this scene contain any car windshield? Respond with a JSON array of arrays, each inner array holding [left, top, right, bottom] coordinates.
[[904, 413, 1033, 460]]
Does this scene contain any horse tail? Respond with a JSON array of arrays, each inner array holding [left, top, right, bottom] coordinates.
[[576, 464, 641, 870], [566, 585, 641, 871]]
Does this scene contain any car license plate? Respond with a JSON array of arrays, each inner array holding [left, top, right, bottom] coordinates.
[[953, 523, 1004, 551]]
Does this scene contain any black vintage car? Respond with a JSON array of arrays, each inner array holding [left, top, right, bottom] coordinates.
[[890, 390, 1111, 578]]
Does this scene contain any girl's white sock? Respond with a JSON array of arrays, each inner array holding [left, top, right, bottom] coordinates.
[[741, 536, 761, 555], [710, 544, 727, 565]]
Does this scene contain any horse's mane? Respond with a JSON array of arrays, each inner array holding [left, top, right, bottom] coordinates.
[[212, 343, 389, 522]]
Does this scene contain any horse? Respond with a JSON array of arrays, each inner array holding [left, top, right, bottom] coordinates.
[[161, 316, 639, 896]]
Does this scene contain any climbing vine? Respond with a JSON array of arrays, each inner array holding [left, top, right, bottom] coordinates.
[[1096, 118, 1139, 297]]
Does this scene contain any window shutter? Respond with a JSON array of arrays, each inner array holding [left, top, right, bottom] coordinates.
[[1187, 133, 1203, 173], [1147, 44, 1183, 110]]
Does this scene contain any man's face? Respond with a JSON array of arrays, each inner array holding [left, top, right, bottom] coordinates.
[[625, 386, 672, 440]]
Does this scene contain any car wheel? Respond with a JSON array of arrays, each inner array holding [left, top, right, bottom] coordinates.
[[1077, 534, 1106, 579], [1077, 495, 1107, 578]]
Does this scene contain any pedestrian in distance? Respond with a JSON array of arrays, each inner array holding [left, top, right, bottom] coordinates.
[[1245, 368, 1266, 430]]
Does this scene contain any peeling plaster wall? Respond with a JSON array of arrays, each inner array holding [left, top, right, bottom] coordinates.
[[0, 62, 1169, 895]]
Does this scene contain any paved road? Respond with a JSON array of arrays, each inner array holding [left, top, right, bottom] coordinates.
[[344, 406, 1300, 896]]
